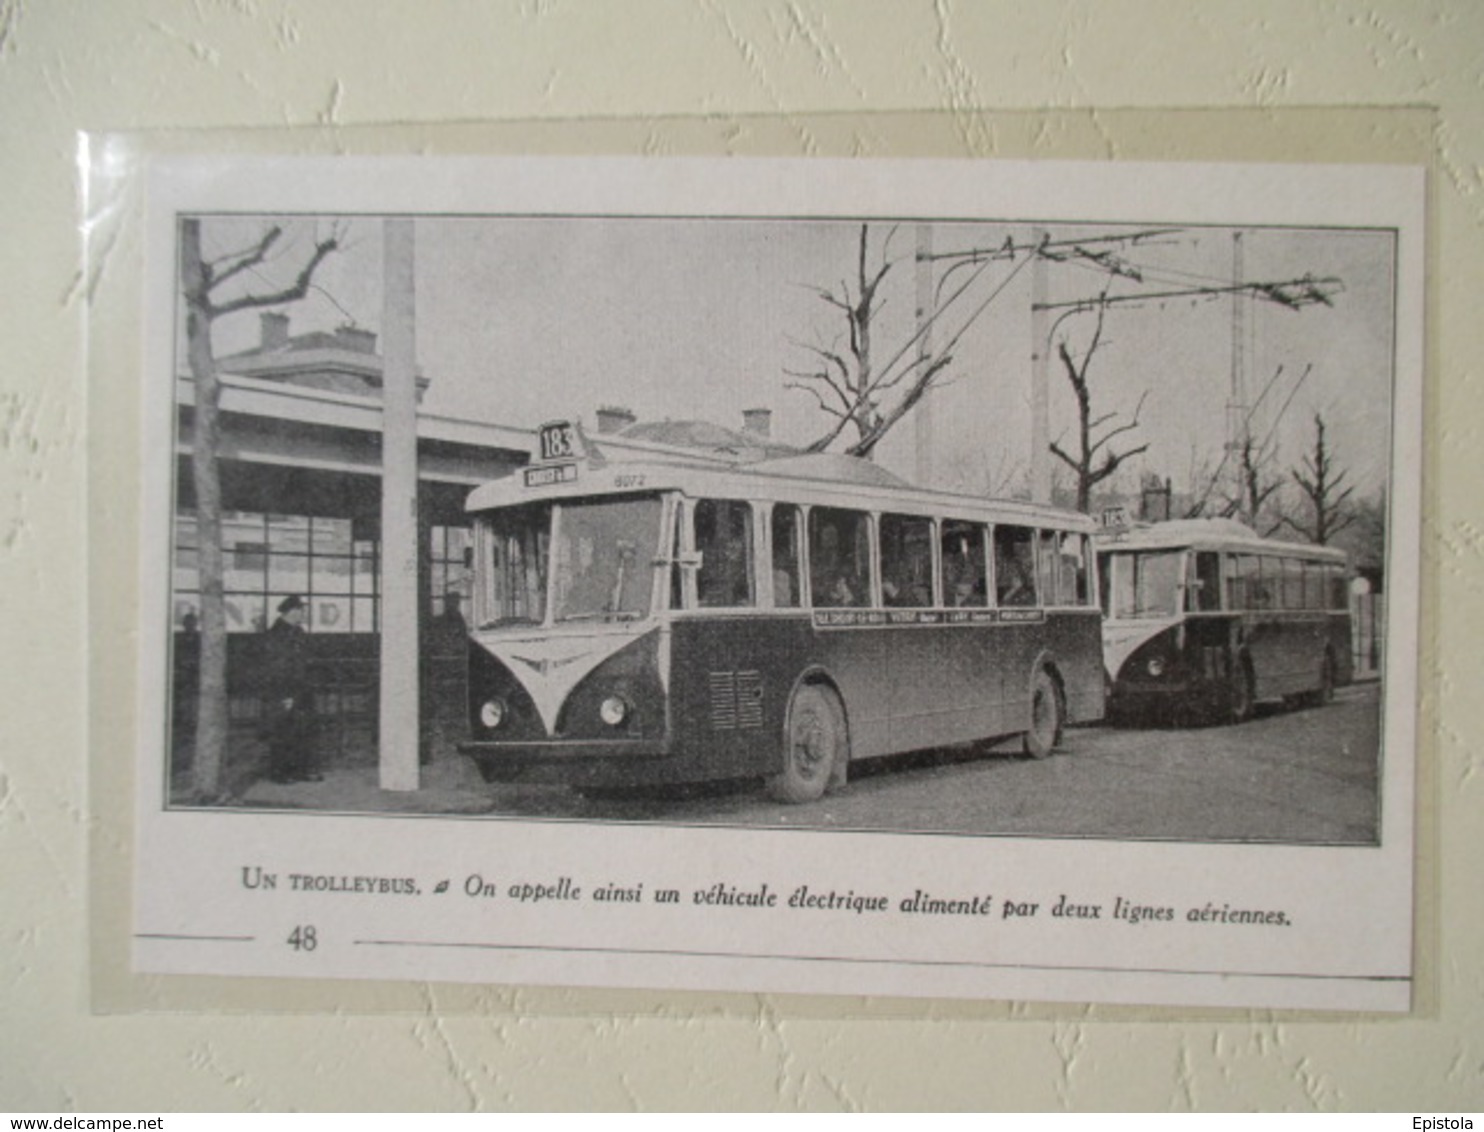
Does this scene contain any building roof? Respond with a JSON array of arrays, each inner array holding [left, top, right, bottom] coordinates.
[[617, 418, 799, 462]]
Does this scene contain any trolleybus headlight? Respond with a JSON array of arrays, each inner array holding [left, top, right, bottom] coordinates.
[[599, 695, 630, 727], [1146, 657, 1166, 678], [479, 698, 508, 729]]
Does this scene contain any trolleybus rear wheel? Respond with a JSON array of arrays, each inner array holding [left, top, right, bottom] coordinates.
[[1021, 669, 1063, 759], [769, 684, 847, 804]]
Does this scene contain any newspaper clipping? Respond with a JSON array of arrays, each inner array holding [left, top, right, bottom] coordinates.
[[131, 155, 1422, 1010]]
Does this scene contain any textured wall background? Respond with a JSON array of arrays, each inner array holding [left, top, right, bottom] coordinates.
[[2, 0, 1481, 1111]]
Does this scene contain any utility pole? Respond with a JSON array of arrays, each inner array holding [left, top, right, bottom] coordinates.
[[1226, 232, 1250, 522], [380, 219, 420, 791]]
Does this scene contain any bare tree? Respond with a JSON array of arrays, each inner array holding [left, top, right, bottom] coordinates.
[[786, 224, 1003, 459], [1225, 435, 1287, 535], [1280, 412, 1356, 545], [179, 218, 339, 801], [1047, 298, 1150, 513]]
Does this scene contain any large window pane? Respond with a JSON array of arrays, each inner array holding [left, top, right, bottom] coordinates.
[[268, 552, 309, 594], [1036, 531, 1059, 605], [1060, 533, 1092, 607], [552, 497, 662, 622], [994, 526, 1038, 607], [695, 499, 755, 608], [808, 507, 870, 608], [880, 514, 934, 607], [771, 505, 803, 608], [941, 521, 987, 607]]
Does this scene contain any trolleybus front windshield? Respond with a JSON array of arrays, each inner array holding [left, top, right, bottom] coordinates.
[[479, 496, 663, 628], [1105, 550, 1183, 619]]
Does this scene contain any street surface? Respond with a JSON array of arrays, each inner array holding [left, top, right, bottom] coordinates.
[[489, 682, 1382, 845]]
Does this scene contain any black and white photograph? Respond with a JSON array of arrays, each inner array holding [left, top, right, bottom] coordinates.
[[133, 156, 1422, 1010]]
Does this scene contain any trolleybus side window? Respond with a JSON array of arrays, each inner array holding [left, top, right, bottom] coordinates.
[[1223, 553, 1244, 609], [1248, 555, 1273, 609], [1280, 557, 1304, 611], [1036, 530, 1059, 606], [1188, 550, 1222, 612], [940, 520, 988, 607], [880, 513, 935, 608], [481, 502, 551, 627], [1329, 563, 1349, 610], [994, 525, 1038, 607], [771, 504, 803, 609], [695, 498, 755, 608], [808, 507, 870, 609], [1058, 532, 1093, 607], [1304, 560, 1327, 611]]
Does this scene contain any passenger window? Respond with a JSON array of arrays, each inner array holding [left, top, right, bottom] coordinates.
[[880, 514, 935, 607], [1239, 555, 1262, 610], [771, 505, 803, 609], [941, 521, 988, 607], [1329, 564, 1349, 610], [1059, 533, 1092, 606], [1282, 558, 1304, 610], [808, 507, 870, 608], [1223, 554, 1243, 610], [1304, 562, 1327, 610], [1037, 531, 1059, 606], [1188, 551, 1222, 612], [695, 499, 754, 608], [1254, 556, 1279, 609], [994, 526, 1038, 607]]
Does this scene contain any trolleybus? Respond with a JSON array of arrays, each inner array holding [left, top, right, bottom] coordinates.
[[1095, 517, 1353, 724], [459, 420, 1106, 802]]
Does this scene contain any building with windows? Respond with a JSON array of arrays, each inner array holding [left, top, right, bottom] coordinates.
[[170, 313, 529, 787]]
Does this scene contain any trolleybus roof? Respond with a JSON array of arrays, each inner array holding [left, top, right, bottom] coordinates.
[[1095, 517, 1347, 563], [465, 447, 1095, 530]]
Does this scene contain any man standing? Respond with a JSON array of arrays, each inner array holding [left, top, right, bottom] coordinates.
[[263, 594, 320, 783]]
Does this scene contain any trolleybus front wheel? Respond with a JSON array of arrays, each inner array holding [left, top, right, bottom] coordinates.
[[1021, 669, 1063, 759], [769, 684, 847, 804]]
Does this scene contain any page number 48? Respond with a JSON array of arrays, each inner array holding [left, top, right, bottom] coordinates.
[[286, 924, 318, 952]]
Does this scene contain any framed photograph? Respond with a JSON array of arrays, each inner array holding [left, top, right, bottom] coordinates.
[[132, 155, 1422, 1010]]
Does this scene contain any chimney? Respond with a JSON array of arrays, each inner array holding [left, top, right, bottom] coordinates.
[[335, 325, 378, 354], [260, 311, 290, 350], [596, 406, 637, 434], [742, 408, 772, 439]]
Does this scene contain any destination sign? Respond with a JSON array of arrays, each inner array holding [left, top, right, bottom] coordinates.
[[524, 463, 578, 488], [536, 420, 580, 463], [813, 608, 1043, 630]]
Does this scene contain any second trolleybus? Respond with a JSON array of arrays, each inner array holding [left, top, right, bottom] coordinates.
[[459, 421, 1106, 802], [1095, 517, 1353, 724]]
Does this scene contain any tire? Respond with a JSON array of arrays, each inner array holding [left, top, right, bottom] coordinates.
[[1021, 669, 1063, 759], [1226, 659, 1255, 724], [768, 684, 847, 804]]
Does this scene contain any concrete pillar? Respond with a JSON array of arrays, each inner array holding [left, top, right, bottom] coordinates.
[[379, 219, 420, 791]]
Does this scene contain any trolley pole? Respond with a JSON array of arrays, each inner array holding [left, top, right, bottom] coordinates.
[[379, 219, 420, 791]]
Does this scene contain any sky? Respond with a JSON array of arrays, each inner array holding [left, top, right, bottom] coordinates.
[[198, 211, 1397, 504]]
